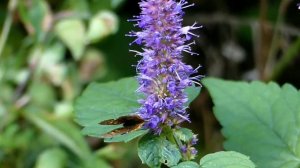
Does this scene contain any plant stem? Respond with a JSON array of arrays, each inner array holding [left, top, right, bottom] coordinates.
[[257, 0, 269, 80], [0, 0, 18, 59], [0, 15, 12, 59], [270, 38, 300, 80], [164, 127, 188, 160], [263, 0, 292, 80]]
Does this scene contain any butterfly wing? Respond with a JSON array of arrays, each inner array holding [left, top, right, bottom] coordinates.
[[100, 115, 144, 125], [99, 115, 145, 138], [101, 123, 144, 138]]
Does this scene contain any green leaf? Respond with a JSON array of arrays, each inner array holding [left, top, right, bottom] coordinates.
[[55, 19, 86, 60], [172, 161, 199, 168], [81, 124, 122, 137], [203, 78, 300, 168], [75, 77, 142, 141], [199, 151, 255, 168], [75, 77, 140, 126], [185, 85, 200, 105], [138, 134, 181, 168], [161, 139, 182, 167], [174, 128, 194, 142], [87, 11, 119, 44], [35, 148, 67, 168]]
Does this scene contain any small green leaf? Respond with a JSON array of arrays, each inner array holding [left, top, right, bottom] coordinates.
[[174, 128, 194, 142], [199, 151, 255, 168], [87, 11, 119, 44], [35, 148, 67, 168], [172, 161, 199, 168], [161, 140, 182, 167], [138, 134, 161, 168], [138, 134, 181, 168], [55, 19, 86, 60], [203, 78, 300, 168]]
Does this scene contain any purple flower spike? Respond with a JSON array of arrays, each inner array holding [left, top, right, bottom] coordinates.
[[129, 0, 202, 134]]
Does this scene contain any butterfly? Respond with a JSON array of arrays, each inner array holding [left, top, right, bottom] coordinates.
[[99, 115, 145, 138]]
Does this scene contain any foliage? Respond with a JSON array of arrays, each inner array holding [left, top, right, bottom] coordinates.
[[204, 78, 300, 168], [75, 77, 199, 142], [0, 0, 122, 167], [75, 77, 256, 167]]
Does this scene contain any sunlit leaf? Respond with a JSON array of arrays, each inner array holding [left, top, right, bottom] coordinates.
[[86, 11, 119, 44], [54, 19, 86, 60]]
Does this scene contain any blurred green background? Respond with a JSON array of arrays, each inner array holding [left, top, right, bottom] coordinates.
[[0, 0, 299, 167]]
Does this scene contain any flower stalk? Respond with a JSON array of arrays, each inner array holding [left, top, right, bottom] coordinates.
[[129, 0, 202, 136]]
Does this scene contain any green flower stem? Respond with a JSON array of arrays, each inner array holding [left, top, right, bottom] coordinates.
[[164, 126, 188, 161], [164, 126, 176, 144]]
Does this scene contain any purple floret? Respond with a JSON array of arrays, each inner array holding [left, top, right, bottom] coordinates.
[[129, 0, 202, 134]]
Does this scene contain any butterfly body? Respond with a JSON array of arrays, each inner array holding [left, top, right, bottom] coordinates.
[[99, 115, 144, 138]]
